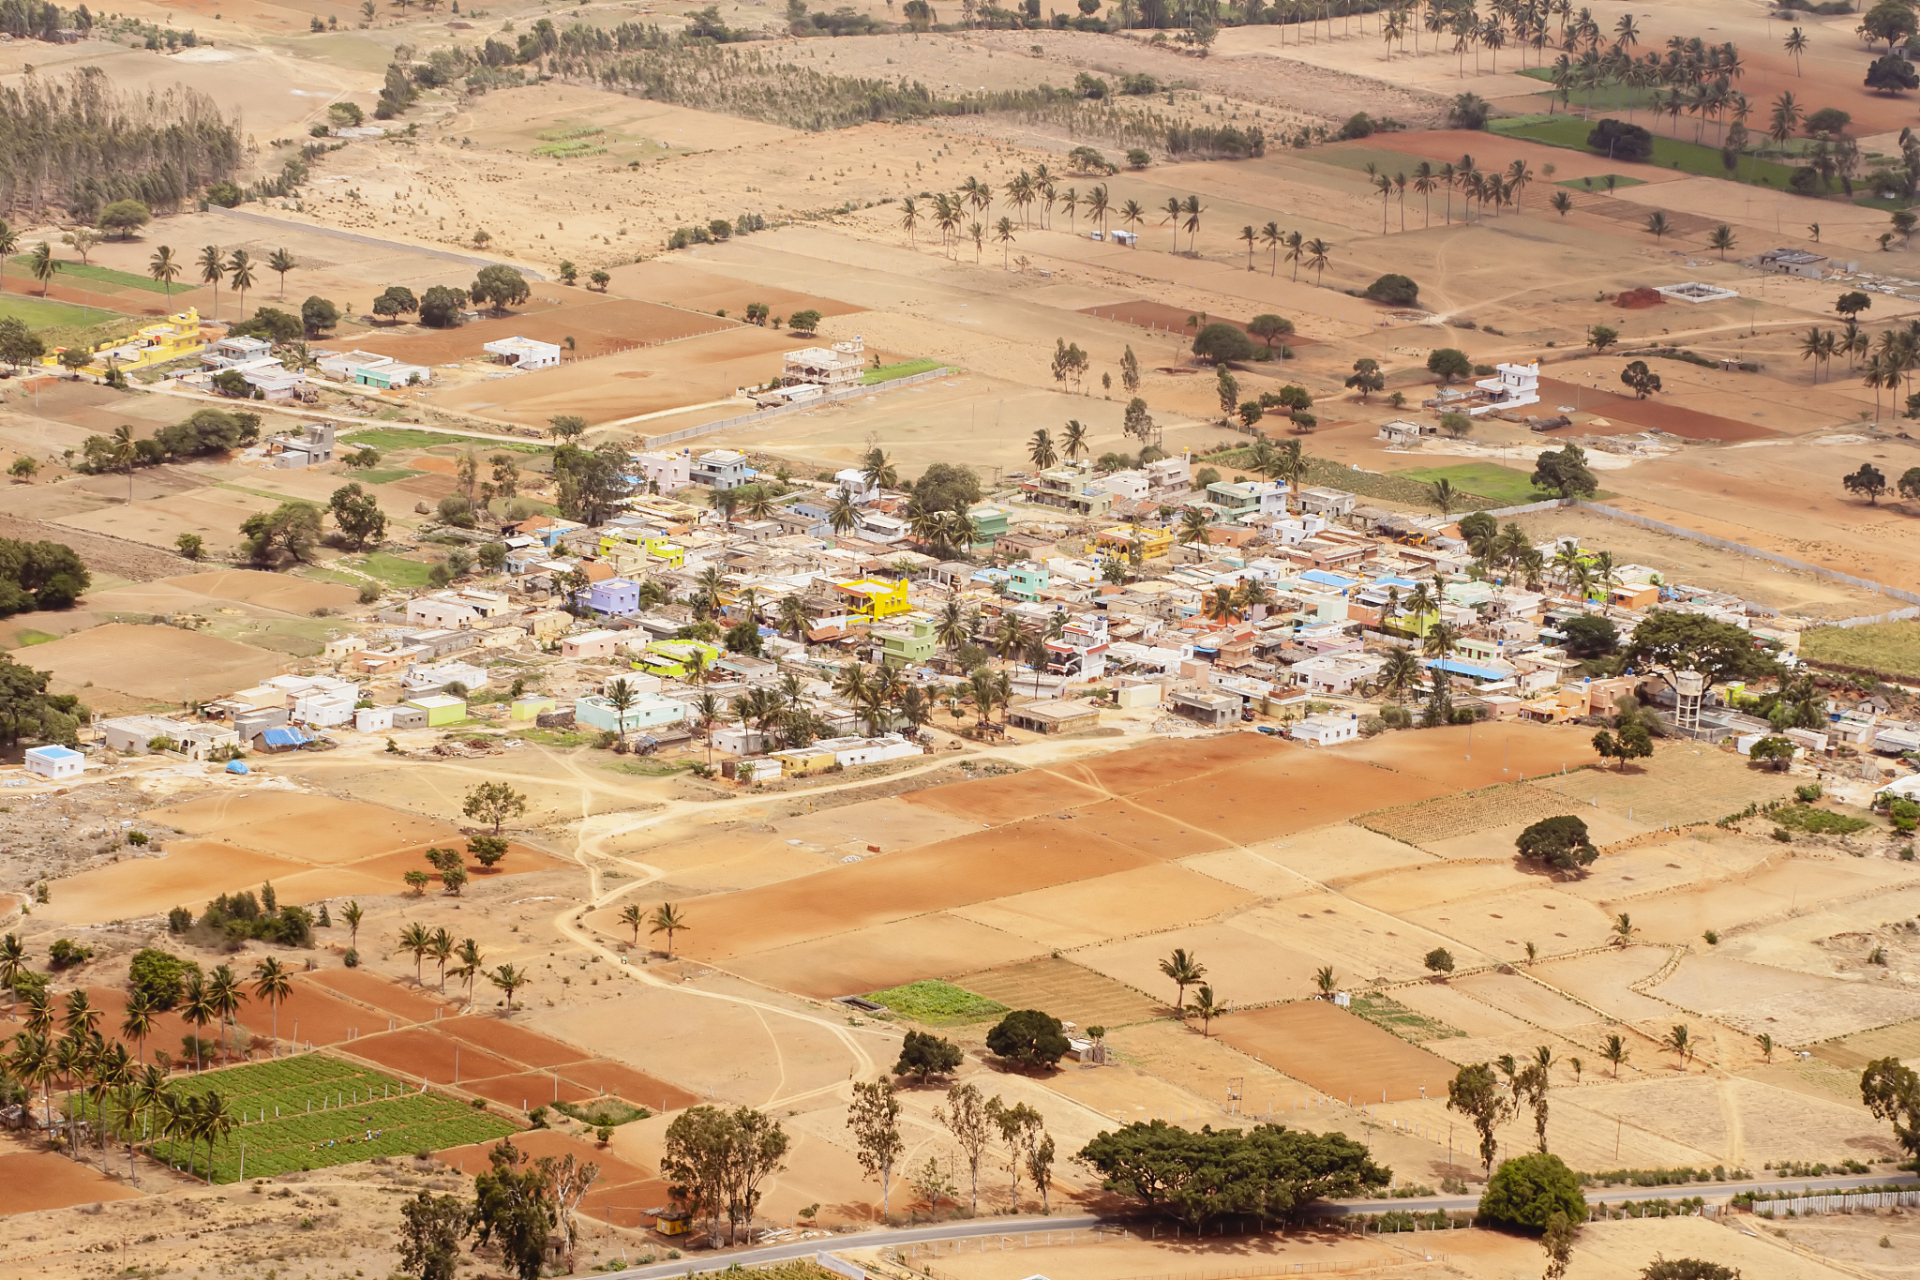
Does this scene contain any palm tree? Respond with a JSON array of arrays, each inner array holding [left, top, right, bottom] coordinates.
[[1663, 1023, 1693, 1070], [1162, 196, 1183, 251], [427, 927, 454, 992], [267, 248, 295, 297], [0, 932, 23, 1016], [451, 938, 485, 1007], [488, 964, 530, 1011], [934, 600, 972, 654], [1240, 224, 1257, 269], [9, 1030, 53, 1129], [1179, 506, 1212, 546], [1644, 211, 1671, 239], [341, 900, 363, 950], [28, 241, 58, 296], [899, 196, 920, 247], [1181, 195, 1203, 253], [605, 676, 639, 746], [158, 1088, 190, 1171], [64, 989, 100, 1036], [1378, 647, 1424, 703], [197, 245, 225, 319], [180, 975, 214, 1073], [251, 958, 291, 1054], [194, 1090, 233, 1184], [1305, 238, 1332, 284], [120, 990, 156, 1064], [1059, 186, 1079, 232], [149, 242, 181, 301], [1188, 985, 1224, 1036], [1158, 948, 1206, 1014], [862, 447, 899, 491], [995, 216, 1016, 269], [828, 491, 860, 538], [619, 902, 645, 945], [995, 612, 1031, 662], [1314, 966, 1338, 999], [1612, 912, 1638, 945], [1431, 477, 1456, 513], [226, 248, 256, 318], [1784, 25, 1806, 75], [1061, 419, 1089, 461], [1756, 1032, 1775, 1063], [968, 221, 984, 264], [0, 220, 17, 294], [1119, 199, 1146, 245], [207, 964, 243, 1066], [650, 903, 690, 958], [1088, 184, 1111, 238], [396, 921, 433, 984], [1028, 428, 1057, 470]]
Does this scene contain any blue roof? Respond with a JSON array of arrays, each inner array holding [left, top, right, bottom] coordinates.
[[1299, 570, 1356, 589], [1424, 657, 1510, 682], [260, 727, 311, 747], [28, 745, 81, 759], [225, 760, 251, 774], [1372, 575, 1420, 588]]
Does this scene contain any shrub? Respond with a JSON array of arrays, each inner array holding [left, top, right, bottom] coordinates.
[[1515, 815, 1598, 874], [128, 947, 198, 1009], [1479, 1152, 1587, 1232], [984, 1008, 1069, 1070], [48, 938, 94, 969], [1365, 274, 1420, 306], [1587, 118, 1653, 162]]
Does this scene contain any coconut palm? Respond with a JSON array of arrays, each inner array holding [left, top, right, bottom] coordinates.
[[1378, 647, 1424, 703], [1304, 238, 1332, 284], [1181, 195, 1203, 252], [1187, 985, 1225, 1036], [24, 986, 54, 1038], [1088, 184, 1111, 237], [0, 220, 16, 294], [143, 245, 178, 301], [934, 600, 973, 654], [1179, 506, 1213, 545], [1061, 419, 1089, 461], [197, 245, 225, 318], [1028, 427, 1057, 470], [396, 921, 432, 984], [27, 241, 58, 296], [226, 248, 256, 317], [1119, 199, 1146, 245], [995, 216, 1016, 269], [268, 247, 295, 297], [1162, 196, 1183, 251], [1601, 1033, 1628, 1076], [120, 991, 156, 1064], [207, 964, 243, 1066], [193, 1090, 233, 1183], [488, 964, 530, 1011], [618, 902, 645, 946], [1158, 948, 1206, 1014], [0, 932, 24, 1016], [451, 938, 485, 1007], [1314, 966, 1338, 998], [180, 975, 214, 1073], [899, 196, 920, 247], [9, 1030, 53, 1128], [650, 903, 690, 958], [251, 957, 291, 1055], [425, 927, 453, 992], [1663, 1023, 1693, 1069]]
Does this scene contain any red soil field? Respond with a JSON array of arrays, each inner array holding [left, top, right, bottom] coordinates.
[[609, 259, 867, 323], [345, 1026, 517, 1084], [463, 1070, 595, 1109], [0, 1150, 143, 1214], [1128, 754, 1451, 845], [1213, 1000, 1457, 1104], [352, 298, 733, 364], [554, 1060, 698, 1112], [1339, 722, 1597, 791], [1077, 300, 1320, 347], [1538, 378, 1776, 442], [1049, 732, 1282, 796], [305, 968, 451, 1022], [439, 1015, 588, 1069], [44, 840, 307, 926], [149, 792, 465, 864], [1054, 798, 1230, 858], [904, 769, 1107, 826], [676, 823, 1156, 962]]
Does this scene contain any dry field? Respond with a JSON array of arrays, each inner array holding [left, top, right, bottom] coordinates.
[[12, 622, 289, 708]]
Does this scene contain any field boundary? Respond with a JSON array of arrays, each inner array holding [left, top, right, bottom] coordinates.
[[642, 366, 955, 447], [205, 205, 552, 280], [1487, 497, 1920, 611]]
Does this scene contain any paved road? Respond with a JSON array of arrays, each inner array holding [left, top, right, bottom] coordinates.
[[593, 1172, 1919, 1280]]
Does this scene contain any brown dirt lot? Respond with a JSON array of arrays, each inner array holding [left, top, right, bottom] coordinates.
[[549, 1059, 697, 1111], [164, 569, 361, 614], [149, 792, 466, 863], [305, 968, 453, 1023], [439, 1015, 591, 1069], [728, 911, 1041, 999], [1538, 377, 1777, 442], [953, 863, 1257, 950], [461, 1071, 595, 1110], [1212, 1000, 1459, 1103], [951, 956, 1162, 1029], [1077, 921, 1329, 1009], [1339, 722, 1600, 790], [608, 259, 867, 323], [0, 1150, 143, 1213], [43, 840, 309, 925], [345, 1026, 518, 1084], [1127, 753, 1450, 845], [14, 623, 288, 703], [353, 298, 734, 365], [902, 766, 1108, 826]]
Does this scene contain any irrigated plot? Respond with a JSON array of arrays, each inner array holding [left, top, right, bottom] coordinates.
[[1213, 1001, 1460, 1103], [950, 956, 1163, 1030]]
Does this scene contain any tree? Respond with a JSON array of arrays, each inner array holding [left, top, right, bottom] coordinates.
[[1625, 610, 1778, 688], [472, 1140, 552, 1280], [1543, 1210, 1576, 1280], [240, 501, 324, 565], [1122, 397, 1156, 446], [1868, 54, 1920, 92], [301, 295, 340, 336], [419, 285, 467, 328], [99, 200, 152, 239], [1447, 1062, 1509, 1174], [1588, 118, 1653, 162], [1560, 614, 1618, 657], [1424, 948, 1455, 977], [1365, 273, 1420, 305], [1846, 462, 1889, 504], [1077, 1121, 1388, 1229], [1641, 1263, 1741, 1280], [398, 1191, 470, 1280], [373, 285, 419, 321], [1514, 815, 1598, 875], [985, 1009, 1070, 1070], [470, 265, 530, 312], [228, 249, 256, 317], [938, 1082, 996, 1215], [1120, 345, 1142, 394], [329, 483, 386, 550], [1708, 224, 1737, 259], [268, 249, 296, 297], [650, 902, 689, 957], [895, 1030, 964, 1081], [1663, 1023, 1694, 1069], [251, 956, 291, 1049], [27, 241, 58, 296], [848, 1077, 905, 1217], [552, 442, 631, 526], [1028, 428, 1058, 470], [1619, 358, 1663, 399], [1187, 985, 1224, 1035], [1601, 1033, 1629, 1076], [1345, 358, 1385, 401], [789, 309, 822, 335], [1248, 314, 1294, 352], [0, 539, 91, 616], [1593, 719, 1653, 770], [1863, 1057, 1920, 1160], [487, 963, 530, 1011], [1586, 325, 1618, 353], [1748, 735, 1797, 771], [1215, 366, 1239, 421], [1192, 322, 1254, 364], [1427, 347, 1472, 383], [461, 781, 527, 835], [1159, 948, 1206, 1012], [1480, 1152, 1586, 1232]]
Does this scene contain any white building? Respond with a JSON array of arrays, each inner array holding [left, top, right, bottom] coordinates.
[[781, 334, 864, 392], [1291, 652, 1388, 696], [202, 335, 273, 368], [401, 660, 491, 696], [633, 450, 692, 491], [834, 467, 881, 503], [1291, 712, 1361, 746], [24, 745, 83, 779], [483, 336, 563, 370], [354, 706, 395, 733], [1465, 362, 1540, 418], [817, 734, 921, 768]]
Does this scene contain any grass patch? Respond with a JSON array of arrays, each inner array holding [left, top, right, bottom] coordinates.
[[1801, 621, 1920, 680], [864, 358, 945, 384], [79, 1053, 515, 1183], [1304, 144, 1434, 175], [7, 256, 178, 294], [13, 629, 58, 646], [536, 125, 605, 142], [1773, 803, 1875, 836], [1491, 115, 1801, 189], [206, 616, 332, 658], [1401, 463, 1547, 507], [342, 427, 547, 454], [602, 758, 692, 776], [1208, 445, 1499, 511], [0, 293, 125, 329], [1555, 174, 1647, 190], [519, 726, 597, 748], [865, 980, 1008, 1026], [553, 1098, 651, 1127], [351, 467, 425, 485], [1349, 993, 1466, 1042], [532, 142, 608, 159], [353, 552, 438, 588]]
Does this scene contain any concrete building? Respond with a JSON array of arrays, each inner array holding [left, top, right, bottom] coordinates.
[[820, 734, 921, 768], [560, 629, 624, 660], [401, 660, 490, 696], [202, 335, 272, 368], [1291, 652, 1388, 696], [873, 614, 936, 667], [574, 693, 688, 735], [1045, 614, 1109, 681], [835, 577, 910, 619], [1006, 562, 1050, 602], [781, 334, 865, 392], [404, 694, 467, 727], [691, 449, 754, 490], [483, 336, 563, 369], [1170, 688, 1242, 727], [99, 715, 239, 759], [268, 421, 334, 468], [319, 351, 430, 389], [1007, 698, 1101, 733], [633, 450, 692, 491], [1206, 479, 1289, 519], [24, 745, 83, 780], [577, 578, 641, 618], [1291, 712, 1361, 746], [354, 706, 395, 733]]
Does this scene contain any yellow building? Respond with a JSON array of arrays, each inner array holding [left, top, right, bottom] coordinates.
[[770, 745, 836, 776], [44, 308, 207, 374], [1096, 525, 1174, 560], [835, 576, 910, 619]]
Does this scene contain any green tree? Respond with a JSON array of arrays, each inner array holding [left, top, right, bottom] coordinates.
[[329, 483, 387, 550], [1427, 347, 1472, 382], [1846, 462, 1890, 504], [27, 241, 59, 296], [100, 200, 153, 238], [1620, 359, 1662, 399], [985, 1009, 1070, 1070], [894, 1029, 964, 1080], [789, 308, 822, 335], [848, 1077, 905, 1217], [1158, 947, 1205, 1013], [1076, 1121, 1387, 1229], [1624, 610, 1780, 687], [1863, 1056, 1920, 1160], [1345, 357, 1385, 401], [472, 1139, 551, 1280], [1542, 1210, 1576, 1280], [1424, 948, 1455, 978], [1248, 313, 1294, 351], [239, 501, 324, 565], [1586, 325, 1618, 352], [649, 902, 689, 958], [462, 781, 527, 835], [1479, 1153, 1586, 1232], [1192, 322, 1254, 364], [1447, 1062, 1509, 1174], [1640, 1263, 1740, 1280], [268, 249, 296, 297], [398, 1191, 470, 1280], [470, 265, 529, 312], [301, 296, 341, 336], [1515, 815, 1598, 874]]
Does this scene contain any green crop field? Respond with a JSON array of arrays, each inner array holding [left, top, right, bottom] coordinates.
[[864, 358, 945, 384], [0, 294, 124, 329], [1801, 621, 1920, 680], [8, 255, 180, 294], [351, 467, 424, 485], [351, 552, 438, 588], [864, 980, 1008, 1026], [1349, 993, 1466, 1043], [1555, 174, 1646, 190], [340, 427, 548, 454], [1490, 115, 1801, 189], [1402, 463, 1546, 507], [80, 1054, 516, 1183]]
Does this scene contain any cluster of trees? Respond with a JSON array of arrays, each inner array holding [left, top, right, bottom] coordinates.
[[1365, 151, 1542, 232], [1078, 1121, 1388, 1228], [465, 1139, 599, 1279], [0, 653, 83, 747], [0, 537, 89, 615], [1842, 461, 1920, 505], [77, 411, 263, 487], [176, 883, 315, 950], [392, 922, 498, 1004], [660, 1105, 789, 1246], [367, 266, 526, 329]]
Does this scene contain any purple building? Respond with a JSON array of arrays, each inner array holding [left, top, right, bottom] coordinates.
[[576, 577, 640, 617]]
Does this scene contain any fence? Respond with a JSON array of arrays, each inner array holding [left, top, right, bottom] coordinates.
[[1749, 1188, 1920, 1216], [1476, 497, 1920, 615], [888, 1228, 1445, 1280], [643, 366, 954, 447]]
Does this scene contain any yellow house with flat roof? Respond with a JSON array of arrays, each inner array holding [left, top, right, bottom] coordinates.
[[835, 577, 910, 619], [45, 308, 207, 374], [1096, 525, 1173, 560]]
